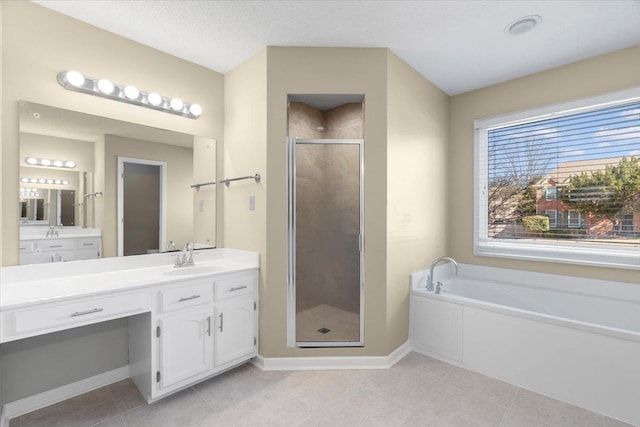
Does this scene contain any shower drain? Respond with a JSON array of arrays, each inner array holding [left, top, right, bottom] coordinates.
[[317, 327, 331, 334]]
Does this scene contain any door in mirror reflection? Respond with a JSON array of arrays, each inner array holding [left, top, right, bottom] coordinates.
[[288, 138, 364, 347], [118, 157, 166, 256], [60, 190, 75, 226]]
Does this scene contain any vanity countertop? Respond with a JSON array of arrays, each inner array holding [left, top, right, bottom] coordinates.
[[0, 248, 259, 310], [19, 226, 102, 241]]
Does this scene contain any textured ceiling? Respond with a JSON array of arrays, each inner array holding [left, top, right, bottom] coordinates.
[[33, 1, 640, 95]]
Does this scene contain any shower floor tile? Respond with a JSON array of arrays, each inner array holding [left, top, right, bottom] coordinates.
[[296, 304, 360, 343]]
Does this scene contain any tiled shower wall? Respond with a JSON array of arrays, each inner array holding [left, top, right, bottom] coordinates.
[[288, 102, 363, 139], [289, 101, 363, 316]]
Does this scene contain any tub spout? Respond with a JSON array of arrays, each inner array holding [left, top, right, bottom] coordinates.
[[427, 256, 458, 292]]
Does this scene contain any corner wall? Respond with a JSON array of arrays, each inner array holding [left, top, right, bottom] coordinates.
[[386, 51, 449, 350], [265, 47, 390, 356], [449, 45, 640, 284], [222, 48, 268, 351]]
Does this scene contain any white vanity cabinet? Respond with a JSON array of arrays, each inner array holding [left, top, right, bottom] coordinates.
[[131, 268, 258, 402], [213, 274, 257, 367], [158, 307, 214, 388], [1, 249, 259, 407], [156, 280, 214, 389], [20, 237, 102, 264]]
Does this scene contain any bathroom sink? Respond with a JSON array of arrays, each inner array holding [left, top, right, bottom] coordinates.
[[164, 265, 223, 276]]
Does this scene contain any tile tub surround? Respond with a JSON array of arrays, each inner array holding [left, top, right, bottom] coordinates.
[[8, 353, 633, 427]]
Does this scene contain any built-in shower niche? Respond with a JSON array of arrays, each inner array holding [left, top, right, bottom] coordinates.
[[287, 94, 364, 139], [287, 94, 365, 348]]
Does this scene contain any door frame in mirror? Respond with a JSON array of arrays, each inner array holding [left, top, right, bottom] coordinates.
[[117, 156, 167, 256]]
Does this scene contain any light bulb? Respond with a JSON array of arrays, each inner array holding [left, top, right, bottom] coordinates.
[[53, 160, 63, 167], [65, 71, 85, 87], [26, 157, 38, 165], [97, 79, 115, 94], [124, 85, 139, 100], [65, 161, 76, 168], [147, 92, 162, 106], [170, 98, 184, 111], [21, 177, 29, 183], [30, 178, 38, 183], [38, 178, 46, 184], [54, 180, 62, 185], [40, 159, 51, 166], [46, 179, 54, 184], [189, 104, 202, 117], [62, 180, 69, 185]]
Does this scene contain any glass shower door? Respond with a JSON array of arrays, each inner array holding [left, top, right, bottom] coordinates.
[[288, 138, 364, 347]]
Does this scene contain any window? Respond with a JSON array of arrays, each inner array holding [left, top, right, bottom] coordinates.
[[475, 87, 640, 269], [544, 210, 558, 228], [544, 187, 557, 201], [567, 210, 582, 228]]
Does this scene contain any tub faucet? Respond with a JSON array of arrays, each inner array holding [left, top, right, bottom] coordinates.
[[427, 256, 458, 292]]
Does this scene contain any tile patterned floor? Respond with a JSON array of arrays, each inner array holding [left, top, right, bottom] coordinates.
[[296, 304, 360, 342], [8, 352, 635, 427]]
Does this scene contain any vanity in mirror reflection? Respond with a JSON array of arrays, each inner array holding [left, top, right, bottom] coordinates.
[[18, 101, 217, 264]]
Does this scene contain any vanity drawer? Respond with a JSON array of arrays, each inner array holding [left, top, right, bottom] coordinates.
[[214, 274, 254, 300], [8, 290, 148, 338], [33, 239, 75, 251], [159, 281, 213, 314], [75, 238, 100, 249]]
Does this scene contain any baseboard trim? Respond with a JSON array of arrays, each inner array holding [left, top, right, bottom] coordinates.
[[2, 365, 130, 421], [253, 340, 412, 371]]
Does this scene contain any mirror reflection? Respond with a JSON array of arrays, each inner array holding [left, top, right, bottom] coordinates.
[[18, 101, 216, 264]]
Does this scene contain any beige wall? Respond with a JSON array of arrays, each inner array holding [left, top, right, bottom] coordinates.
[[449, 45, 640, 284], [386, 51, 450, 350], [264, 47, 390, 356], [2, 1, 224, 266], [103, 135, 193, 257], [223, 48, 268, 354], [0, 1, 223, 405], [20, 133, 94, 173]]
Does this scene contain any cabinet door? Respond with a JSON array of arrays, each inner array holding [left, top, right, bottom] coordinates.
[[214, 298, 255, 367], [159, 307, 213, 388]]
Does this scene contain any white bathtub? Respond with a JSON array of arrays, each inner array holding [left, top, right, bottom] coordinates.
[[409, 263, 640, 426]]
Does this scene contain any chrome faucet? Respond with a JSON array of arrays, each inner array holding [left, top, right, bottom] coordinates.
[[45, 225, 59, 237], [427, 256, 458, 292], [174, 242, 195, 268]]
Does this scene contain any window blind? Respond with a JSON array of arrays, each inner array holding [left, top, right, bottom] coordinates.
[[485, 100, 640, 247]]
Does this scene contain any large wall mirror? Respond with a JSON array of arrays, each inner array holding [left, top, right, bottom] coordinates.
[[18, 101, 217, 263]]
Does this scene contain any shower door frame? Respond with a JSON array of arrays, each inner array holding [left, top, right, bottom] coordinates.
[[287, 137, 365, 348]]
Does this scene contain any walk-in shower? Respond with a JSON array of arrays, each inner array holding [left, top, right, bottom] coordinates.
[[287, 137, 364, 347], [286, 94, 365, 348]]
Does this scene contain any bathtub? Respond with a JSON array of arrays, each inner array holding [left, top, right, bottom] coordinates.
[[409, 263, 640, 426]]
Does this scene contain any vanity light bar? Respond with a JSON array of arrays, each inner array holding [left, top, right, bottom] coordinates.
[[57, 71, 202, 120], [25, 157, 76, 169], [21, 177, 69, 185]]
